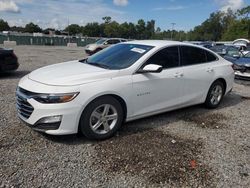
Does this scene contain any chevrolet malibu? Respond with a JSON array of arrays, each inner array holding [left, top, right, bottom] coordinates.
[[16, 40, 234, 140]]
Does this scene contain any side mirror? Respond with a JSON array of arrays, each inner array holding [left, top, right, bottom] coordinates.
[[233, 54, 240, 58], [138, 64, 163, 73]]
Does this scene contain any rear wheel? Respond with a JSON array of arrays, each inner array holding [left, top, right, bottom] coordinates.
[[79, 96, 124, 140], [205, 80, 225, 109]]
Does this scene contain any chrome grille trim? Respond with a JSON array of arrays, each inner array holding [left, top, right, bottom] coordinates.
[[16, 87, 34, 119]]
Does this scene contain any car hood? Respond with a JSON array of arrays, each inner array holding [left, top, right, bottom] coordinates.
[[234, 57, 250, 66], [28, 60, 119, 86]]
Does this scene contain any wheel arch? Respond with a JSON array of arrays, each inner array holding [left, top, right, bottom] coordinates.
[[77, 93, 128, 133], [213, 78, 227, 95]]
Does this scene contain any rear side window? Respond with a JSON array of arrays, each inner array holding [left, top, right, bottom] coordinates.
[[206, 51, 217, 62], [180, 46, 207, 66], [144, 46, 179, 69]]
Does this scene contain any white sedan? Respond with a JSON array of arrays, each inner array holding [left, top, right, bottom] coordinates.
[[16, 40, 234, 140]]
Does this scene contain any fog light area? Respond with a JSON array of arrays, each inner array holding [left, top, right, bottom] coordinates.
[[37, 115, 62, 124]]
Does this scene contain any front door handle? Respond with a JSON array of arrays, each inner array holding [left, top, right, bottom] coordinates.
[[174, 72, 184, 78]]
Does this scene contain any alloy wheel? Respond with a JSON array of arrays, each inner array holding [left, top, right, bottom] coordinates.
[[210, 85, 223, 105], [89, 104, 118, 134]]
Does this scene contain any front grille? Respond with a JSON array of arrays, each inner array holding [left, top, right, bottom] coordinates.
[[245, 67, 250, 73], [16, 87, 34, 119]]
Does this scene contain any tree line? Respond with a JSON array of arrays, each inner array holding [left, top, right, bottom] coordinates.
[[0, 6, 249, 41]]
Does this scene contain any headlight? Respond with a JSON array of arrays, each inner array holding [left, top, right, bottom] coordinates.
[[33, 92, 79, 104], [232, 64, 243, 71]]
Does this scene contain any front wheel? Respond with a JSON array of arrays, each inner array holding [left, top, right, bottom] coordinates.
[[204, 80, 225, 109], [79, 96, 124, 140]]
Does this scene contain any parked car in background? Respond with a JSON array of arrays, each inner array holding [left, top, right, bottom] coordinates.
[[231, 52, 250, 80], [210, 45, 240, 57], [85, 38, 127, 55], [0, 48, 19, 72], [17, 40, 234, 140]]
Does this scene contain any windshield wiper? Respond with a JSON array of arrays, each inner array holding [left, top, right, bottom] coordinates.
[[88, 62, 110, 69], [80, 58, 110, 69], [79, 58, 87, 63]]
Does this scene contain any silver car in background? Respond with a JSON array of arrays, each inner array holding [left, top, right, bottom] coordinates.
[[85, 38, 127, 55]]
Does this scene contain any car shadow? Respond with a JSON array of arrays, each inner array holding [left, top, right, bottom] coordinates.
[[42, 91, 244, 145], [0, 70, 30, 79]]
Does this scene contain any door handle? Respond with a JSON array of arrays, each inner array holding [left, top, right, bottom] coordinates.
[[174, 72, 184, 78], [207, 68, 214, 73]]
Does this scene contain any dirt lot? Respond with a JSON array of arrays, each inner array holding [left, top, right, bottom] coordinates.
[[0, 45, 250, 187]]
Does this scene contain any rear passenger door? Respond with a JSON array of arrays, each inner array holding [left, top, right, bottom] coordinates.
[[179, 46, 218, 103]]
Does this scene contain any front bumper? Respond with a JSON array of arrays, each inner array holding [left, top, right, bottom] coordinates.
[[235, 71, 250, 80], [16, 83, 83, 135], [85, 49, 96, 55]]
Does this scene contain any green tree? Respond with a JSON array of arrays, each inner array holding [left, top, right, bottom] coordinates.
[[64, 24, 81, 35], [237, 5, 250, 19], [24, 22, 42, 33], [0, 19, 10, 31], [102, 16, 112, 24], [145, 20, 155, 39], [136, 19, 146, 39], [10, 26, 25, 32], [83, 22, 102, 37], [104, 21, 120, 37]]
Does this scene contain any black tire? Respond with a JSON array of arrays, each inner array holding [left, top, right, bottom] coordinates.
[[79, 96, 124, 140], [204, 80, 225, 109]]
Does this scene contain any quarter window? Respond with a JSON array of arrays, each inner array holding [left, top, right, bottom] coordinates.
[[144, 46, 179, 69], [206, 51, 217, 62]]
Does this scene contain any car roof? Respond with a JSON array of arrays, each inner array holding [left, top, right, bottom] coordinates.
[[125, 40, 195, 48], [99, 38, 126, 40]]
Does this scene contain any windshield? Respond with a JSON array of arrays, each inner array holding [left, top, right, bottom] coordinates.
[[226, 46, 240, 57], [210, 45, 225, 52], [96, 39, 106, 44], [81, 43, 154, 70], [245, 52, 250, 58]]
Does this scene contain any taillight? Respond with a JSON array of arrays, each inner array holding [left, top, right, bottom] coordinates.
[[11, 52, 17, 59]]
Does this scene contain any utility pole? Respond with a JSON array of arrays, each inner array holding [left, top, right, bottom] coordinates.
[[68, 18, 70, 43], [171, 22, 176, 40]]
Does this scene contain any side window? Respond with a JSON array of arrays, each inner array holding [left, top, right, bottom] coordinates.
[[106, 40, 113, 44], [180, 46, 207, 66], [107, 39, 120, 44], [113, 39, 121, 44], [206, 51, 217, 62], [144, 46, 179, 69]]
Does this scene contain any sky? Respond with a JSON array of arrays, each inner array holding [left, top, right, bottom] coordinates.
[[0, 0, 249, 31]]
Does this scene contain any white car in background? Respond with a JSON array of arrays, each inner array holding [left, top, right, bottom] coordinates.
[[85, 38, 127, 55], [16, 40, 234, 140]]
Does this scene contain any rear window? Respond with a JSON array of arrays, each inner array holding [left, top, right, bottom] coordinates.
[[180, 46, 207, 66]]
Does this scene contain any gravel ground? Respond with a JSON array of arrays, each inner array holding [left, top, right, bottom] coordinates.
[[0, 45, 250, 187]]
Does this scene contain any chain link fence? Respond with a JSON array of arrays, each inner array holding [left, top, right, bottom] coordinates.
[[0, 34, 97, 47]]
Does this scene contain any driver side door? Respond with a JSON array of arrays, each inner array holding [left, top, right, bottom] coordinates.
[[131, 46, 186, 117]]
